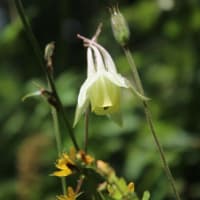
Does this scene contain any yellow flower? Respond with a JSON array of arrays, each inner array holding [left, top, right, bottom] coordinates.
[[56, 187, 76, 200], [53, 153, 75, 177], [128, 182, 135, 193], [76, 150, 94, 165], [74, 36, 148, 126]]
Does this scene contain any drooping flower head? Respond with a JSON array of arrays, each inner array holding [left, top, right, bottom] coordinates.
[[74, 34, 148, 126]]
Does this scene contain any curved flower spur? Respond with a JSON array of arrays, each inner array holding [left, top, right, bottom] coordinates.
[[73, 33, 149, 126]]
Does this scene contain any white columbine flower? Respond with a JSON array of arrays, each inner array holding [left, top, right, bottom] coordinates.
[[73, 37, 148, 126]]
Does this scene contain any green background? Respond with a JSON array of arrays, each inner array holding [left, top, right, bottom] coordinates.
[[0, 0, 200, 199]]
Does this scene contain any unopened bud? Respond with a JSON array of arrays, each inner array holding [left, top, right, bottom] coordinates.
[[128, 182, 135, 193], [44, 41, 55, 62], [110, 6, 130, 46], [44, 41, 55, 72]]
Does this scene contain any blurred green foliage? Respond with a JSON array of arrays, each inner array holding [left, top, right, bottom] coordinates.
[[0, 0, 200, 199]]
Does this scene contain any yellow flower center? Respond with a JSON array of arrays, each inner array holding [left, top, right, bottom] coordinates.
[[88, 75, 120, 115]]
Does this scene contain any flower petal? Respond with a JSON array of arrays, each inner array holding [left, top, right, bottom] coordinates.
[[56, 162, 69, 170], [90, 45, 105, 72], [52, 168, 72, 177], [87, 47, 96, 77], [104, 71, 150, 101], [73, 75, 98, 126], [87, 74, 121, 115], [67, 187, 76, 198], [95, 43, 117, 73], [126, 81, 150, 101], [104, 71, 129, 88]]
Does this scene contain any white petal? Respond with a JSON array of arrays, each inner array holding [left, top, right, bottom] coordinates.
[[96, 43, 117, 73], [104, 71, 130, 88], [73, 101, 89, 127], [104, 71, 150, 101], [77, 76, 97, 107], [90, 45, 105, 72], [128, 83, 150, 101], [87, 47, 96, 77], [73, 75, 98, 126]]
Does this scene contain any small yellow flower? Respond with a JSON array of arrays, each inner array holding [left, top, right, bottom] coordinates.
[[53, 153, 75, 177], [56, 187, 76, 200], [76, 150, 94, 165], [128, 182, 135, 193]]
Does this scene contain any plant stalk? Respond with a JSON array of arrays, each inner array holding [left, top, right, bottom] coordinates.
[[51, 107, 66, 195], [14, 0, 79, 151], [84, 108, 89, 153], [123, 47, 181, 200]]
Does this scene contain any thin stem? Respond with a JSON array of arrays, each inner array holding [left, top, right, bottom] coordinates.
[[14, 0, 79, 151], [47, 65, 69, 194], [84, 108, 89, 153], [51, 107, 66, 195], [75, 175, 85, 194], [51, 108, 62, 154], [98, 191, 106, 200], [123, 48, 144, 93], [123, 47, 181, 200]]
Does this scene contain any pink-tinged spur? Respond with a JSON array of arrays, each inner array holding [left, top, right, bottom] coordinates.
[[73, 35, 148, 126]]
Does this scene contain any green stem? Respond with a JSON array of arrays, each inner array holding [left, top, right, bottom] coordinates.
[[84, 108, 89, 153], [51, 108, 62, 154], [98, 191, 106, 200], [51, 107, 66, 195], [14, 0, 79, 151], [123, 47, 181, 200]]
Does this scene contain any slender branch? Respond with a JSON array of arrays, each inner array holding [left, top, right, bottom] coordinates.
[[123, 47, 181, 200], [51, 108, 62, 154], [84, 108, 90, 153], [15, 0, 68, 193], [98, 191, 106, 200], [75, 175, 85, 194], [44, 41, 67, 194], [14, 0, 79, 150], [51, 107, 66, 195], [123, 47, 144, 93]]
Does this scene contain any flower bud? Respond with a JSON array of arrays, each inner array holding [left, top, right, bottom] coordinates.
[[110, 6, 130, 46]]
